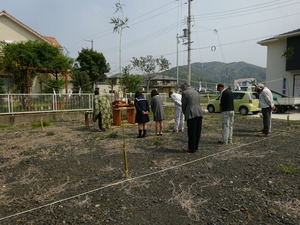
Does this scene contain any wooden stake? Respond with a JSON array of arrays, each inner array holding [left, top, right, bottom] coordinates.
[[85, 112, 89, 129], [40, 117, 44, 131]]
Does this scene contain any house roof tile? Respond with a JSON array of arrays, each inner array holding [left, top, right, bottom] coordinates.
[[258, 28, 300, 45]]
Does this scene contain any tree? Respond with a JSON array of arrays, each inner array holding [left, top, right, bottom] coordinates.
[[122, 74, 142, 93], [43, 79, 65, 93], [0, 40, 72, 93], [131, 55, 170, 92], [75, 48, 110, 89], [71, 70, 91, 93], [121, 66, 142, 93], [110, 0, 129, 88], [0, 77, 5, 93]]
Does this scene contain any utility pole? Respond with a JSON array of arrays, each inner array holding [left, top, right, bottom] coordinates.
[[84, 39, 94, 50], [187, 0, 192, 86], [176, 33, 179, 87]]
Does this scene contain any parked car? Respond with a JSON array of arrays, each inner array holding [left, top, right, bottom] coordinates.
[[207, 91, 260, 115]]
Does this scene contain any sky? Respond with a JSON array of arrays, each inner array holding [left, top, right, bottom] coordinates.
[[2, 0, 300, 76]]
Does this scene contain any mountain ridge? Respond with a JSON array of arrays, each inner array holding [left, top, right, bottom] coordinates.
[[162, 61, 266, 87]]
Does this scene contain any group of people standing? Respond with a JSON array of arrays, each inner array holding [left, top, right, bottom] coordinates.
[[134, 89, 165, 138], [134, 83, 204, 153], [93, 81, 275, 153], [216, 82, 275, 145]]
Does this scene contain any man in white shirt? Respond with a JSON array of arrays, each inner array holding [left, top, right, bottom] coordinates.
[[257, 83, 276, 137], [169, 92, 185, 133]]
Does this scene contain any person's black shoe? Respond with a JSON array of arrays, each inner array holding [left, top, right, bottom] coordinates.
[[182, 148, 194, 153]]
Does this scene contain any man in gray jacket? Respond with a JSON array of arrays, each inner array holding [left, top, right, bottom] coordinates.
[[180, 83, 204, 153]]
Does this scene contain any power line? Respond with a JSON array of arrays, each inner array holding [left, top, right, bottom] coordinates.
[[68, 0, 300, 73], [194, 1, 300, 20], [67, 1, 179, 53], [193, 12, 300, 33], [194, 0, 294, 17], [70, 1, 299, 58]]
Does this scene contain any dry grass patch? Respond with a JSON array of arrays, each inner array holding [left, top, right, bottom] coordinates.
[[0, 193, 15, 206], [15, 182, 69, 204], [155, 158, 180, 170], [272, 198, 300, 219], [120, 179, 151, 197], [168, 181, 209, 221], [72, 195, 92, 208], [19, 166, 42, 185], [100, 163, 116, 172], [215, 149, 275, 161]]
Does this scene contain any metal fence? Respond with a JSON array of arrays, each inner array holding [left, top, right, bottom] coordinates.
[[0, 93, 94, 115], [0, 93, 170, 115]]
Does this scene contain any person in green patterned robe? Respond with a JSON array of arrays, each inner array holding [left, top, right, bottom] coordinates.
[[93, 89, 112, 131]]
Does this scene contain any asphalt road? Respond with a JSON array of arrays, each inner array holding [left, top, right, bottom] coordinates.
[[249, 109, 300, 121]]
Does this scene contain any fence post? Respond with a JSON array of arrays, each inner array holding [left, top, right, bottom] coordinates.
[[53, 94, 56, 111], [89, 94, 92, 110], [7, 94, 11, 114]]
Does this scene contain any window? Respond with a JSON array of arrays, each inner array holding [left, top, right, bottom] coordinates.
[[286, 36, 300, 71], [233, 93, 245, 99], [250, 93, 259, 99]]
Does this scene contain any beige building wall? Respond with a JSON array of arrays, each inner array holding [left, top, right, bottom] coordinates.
[[265, 40, 297, 96], [0, 16, 43, 42]]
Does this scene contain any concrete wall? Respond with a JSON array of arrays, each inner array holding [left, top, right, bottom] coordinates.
[[0, 111, 90, 127]]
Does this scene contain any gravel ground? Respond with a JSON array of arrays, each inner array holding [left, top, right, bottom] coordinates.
[[0, 113, 299, 225]]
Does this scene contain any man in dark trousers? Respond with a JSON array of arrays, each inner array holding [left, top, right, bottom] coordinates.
[[180, 83, 204, 153], [217, 83, 234, 144], [257, 83, 275, 137]]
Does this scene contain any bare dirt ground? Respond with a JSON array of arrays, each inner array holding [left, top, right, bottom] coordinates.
[[0, 112, 299, 225]]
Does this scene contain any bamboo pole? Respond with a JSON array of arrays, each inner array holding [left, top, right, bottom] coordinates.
[[121, 110, 129, 179]]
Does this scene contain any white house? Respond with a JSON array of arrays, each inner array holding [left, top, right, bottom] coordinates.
[[258, 29, 300, 97], [0, 10, 72, 93]]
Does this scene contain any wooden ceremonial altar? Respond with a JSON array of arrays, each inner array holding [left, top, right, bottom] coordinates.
[[112, 104, 135, 126]]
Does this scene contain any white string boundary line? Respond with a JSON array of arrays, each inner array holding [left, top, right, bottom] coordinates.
[[0, 133, 281, 222]]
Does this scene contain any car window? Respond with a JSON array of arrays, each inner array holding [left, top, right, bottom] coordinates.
[[233, 93, 245, 99], [251, 93, 259, 99]]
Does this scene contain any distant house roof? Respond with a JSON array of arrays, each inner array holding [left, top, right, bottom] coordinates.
[[0, 10, 62, 48], [258, 28, 300, 45], [150, 75, 177, 81], [108, 73, 122, 78]]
